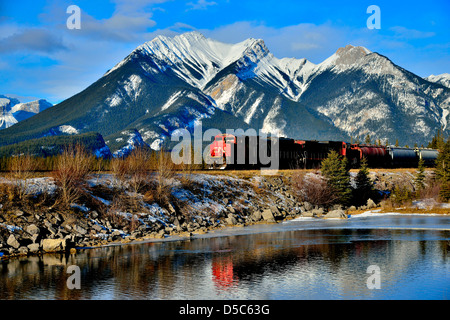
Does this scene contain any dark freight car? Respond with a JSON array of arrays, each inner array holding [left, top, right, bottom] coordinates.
[[416, 148, 439, 167], [387, 147, 418, 168], [294, 140, 346, 169]]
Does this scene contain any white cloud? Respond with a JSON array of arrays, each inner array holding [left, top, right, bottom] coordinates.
[[390, 26, 435, 39], [186, 0, 218, 11], [199, 21, 354, 63], [0, 28, 67, 53]]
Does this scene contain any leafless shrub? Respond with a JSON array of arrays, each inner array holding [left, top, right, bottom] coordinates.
[[0, 183, 19, 208], [126, 148, 151, 193], [291, 171, 338, 207], [110, 157, 127, 189], [52, 144, 94, 208], [7, 154, 35, 200], [154, 149, 176, 204], [416, 176, 441, 200]]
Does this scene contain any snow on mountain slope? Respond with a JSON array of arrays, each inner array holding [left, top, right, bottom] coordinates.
[[112, 129, 149, 157], [0, 96, 52, 129], [299, 45, 450, 143], [0, 109, 18, 129], [112, 31, 261, 90], [426, 73, 450, 88], [11, 99, 52, 114], [11, 99, 53, 122], [2, 32, 449, 150]]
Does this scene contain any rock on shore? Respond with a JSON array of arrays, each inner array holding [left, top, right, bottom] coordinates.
[[0, 170, 404, 260]]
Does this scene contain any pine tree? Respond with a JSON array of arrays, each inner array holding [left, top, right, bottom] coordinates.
[[354, 157, 374, 205], [414, 158, 426, 192], [428, 127, 445, 149], [365, 134, 371, 144], [435, 138, 450, 201], [321, 151, 353, 205], [395, 139, 399, 147]]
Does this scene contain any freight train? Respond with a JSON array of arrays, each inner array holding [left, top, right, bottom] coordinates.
[[209, 134, 439, 169]]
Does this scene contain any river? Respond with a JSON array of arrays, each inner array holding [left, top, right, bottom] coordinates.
[[0, 213, 449, 300]]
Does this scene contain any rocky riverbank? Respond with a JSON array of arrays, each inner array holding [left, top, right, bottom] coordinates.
[[0, 169, 441, 260]]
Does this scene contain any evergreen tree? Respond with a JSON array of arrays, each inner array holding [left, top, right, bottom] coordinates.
[[321, 151, 353, 205], [395, 139, 399, 147], [365, 134, 371, 144], [354, 157, 374, 205], [428, 127, 445, 149], [414, 158, 426, 192], [435, 138, 450, 201]]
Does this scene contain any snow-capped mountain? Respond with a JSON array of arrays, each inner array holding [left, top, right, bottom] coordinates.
[[11, 99, 53, 122], [0, 96, 53, 129], [0, 109, 18, 130], [0, 95, 20, 129], [0, 32, 449, 152], [426, 73, 450, 89]]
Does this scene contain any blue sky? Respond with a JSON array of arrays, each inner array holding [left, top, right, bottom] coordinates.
[[0, 0, 449, 104]]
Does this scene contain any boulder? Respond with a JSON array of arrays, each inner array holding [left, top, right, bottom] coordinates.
[[18, 246, 29, 255], [303, 202, 313, 211], [26, 224, 40, 236], [14, 210, 24, 217], [167, 203, 177, 215], [7, 234, 20, 249], [27, 243, 40, 253], [311, 207, 325, 217], [74, 225, 87, 235], [325, 209, 348, 219], [251, 210, 262, 222], [225, 215, 237, 225], [367, 198, 377, 209], [302, 211, 315, 217], [42, 239, 66, 252], [261, 209, 275, 222]]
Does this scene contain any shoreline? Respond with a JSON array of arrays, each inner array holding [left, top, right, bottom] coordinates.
[[2, 209, 448, 261], [1, 170, 449, 261]]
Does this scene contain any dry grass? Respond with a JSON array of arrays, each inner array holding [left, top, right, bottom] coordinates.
[[52, 144, 94, 208], [7, 154, 35, 201], [125, 148, 151, 193], [153, 149, 176, 204], [110, 147, 152, 193]]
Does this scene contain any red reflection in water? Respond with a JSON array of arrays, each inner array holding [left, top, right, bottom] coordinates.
[[212, 256, 236, 289]]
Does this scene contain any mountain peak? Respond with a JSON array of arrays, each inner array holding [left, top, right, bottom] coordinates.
[[334, 44, 371, 64], [335, 44, 371, 56], [426, 73, 450, 88], [151, 31, 207, 45], [317, 44, 372, 71]]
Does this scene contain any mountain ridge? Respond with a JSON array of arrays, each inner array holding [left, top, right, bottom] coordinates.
[[0, 31, 448, 153]]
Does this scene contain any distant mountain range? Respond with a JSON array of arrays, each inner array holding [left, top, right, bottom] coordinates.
[[0, 31, 449, 156], [0, 95, 53, 129]]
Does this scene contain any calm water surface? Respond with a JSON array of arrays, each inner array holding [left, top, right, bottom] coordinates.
[[1, 213, 449, 300]]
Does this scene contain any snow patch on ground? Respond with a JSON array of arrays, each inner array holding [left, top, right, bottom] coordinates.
[[58, 125, 79, 135]]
